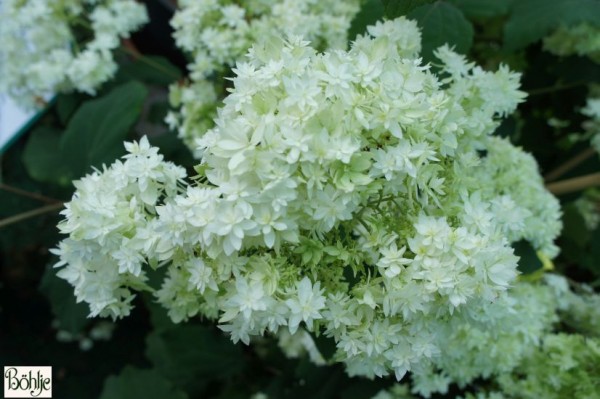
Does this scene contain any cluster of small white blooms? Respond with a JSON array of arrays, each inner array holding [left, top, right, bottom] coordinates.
[[429, 47, 561, 255], [495, 333, 600, 399], [581, 96, 600, 154], [168, 0, 360, 151], [368, 277, 599, 399], [413, 282, 558, 395], [575, 189, 600, 230], [172, 0, 360, 79], [543, 273, 600, 336], [52, 137, 186, 319], [434, 45, 526, 121], [55, 18, 562, 381], [0, 0, 148, 107], [543, 23, 600, 63], [462, 136, 562, 257], [575, 196, 600, 230], [166, 80, 220, 158]]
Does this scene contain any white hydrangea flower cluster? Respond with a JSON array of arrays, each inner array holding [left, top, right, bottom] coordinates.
[[55, 18, 563, 380], [581, 96, 600, 154], [172, 0, 360, 79], [0, 0, 148, 108], [408, 282, 558, 395], [466, 137, 562, 257], [544, 273, 600, 336], [370, 275, 600, 398], [574, 188, 600, 230], [167, 0, 361, 152], [53, 137, 186, 318], [494, 332, 600, 399], [543, 23, 600, 63]]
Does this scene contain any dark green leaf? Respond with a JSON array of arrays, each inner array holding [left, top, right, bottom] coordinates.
[[59, 81, 148, 179], [22, 126, 72, 186], [513, 240, 543, 274], [348, 0, 385, 40], [116, 55, 182, 86], [142, 292, 173, 334], [341, 380, 392, 399], [504, 0, 600, 51], [55, 93, 85, 126], [39, 265, 90, 334], [382, 0, 436, 17], [408, 2, 474, 62], [311, 332, 337, 360], [146, 325, 244, 394], [449, 0, 513, 19], [562, 203, 590, 248], [148, 132, 196, 168], [291, 360, 344, 399], [99, 367, 188, 399]]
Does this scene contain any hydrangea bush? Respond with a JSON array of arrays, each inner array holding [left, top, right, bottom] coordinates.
[[2, 1, 600, 398], [53, 18, 564, 382]]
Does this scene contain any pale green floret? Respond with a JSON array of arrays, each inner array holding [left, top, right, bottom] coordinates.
[[582, 96, 600, 155], [544, 23, 600, 63]]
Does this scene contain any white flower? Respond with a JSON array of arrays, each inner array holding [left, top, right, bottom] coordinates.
[[286, 277, 326, 334], [377, 243, 412, 279]]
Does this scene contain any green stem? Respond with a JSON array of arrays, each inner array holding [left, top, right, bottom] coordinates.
[[527, 81, 587, 96]]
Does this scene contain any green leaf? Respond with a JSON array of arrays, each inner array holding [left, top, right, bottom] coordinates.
[[59, 81, 148, 179], [504, 0, 600, 51], [39, 265, 90, 334], [116, 55, 182, 86], [562, 203, 590, 248], [449, 0, 513, 19], [312, 332, 337, 360], [148, 132, 195, 168], [22, 127, 72, 186], [341, 380, 390, 399], [146, 325, 244, 394], [408, 2, 474, 62], [291, 360, 345, 399], [99, 367, 188, 399], [55, 93, 86, 126], [348, 0, 385, 40], [512, 240, 543, 274], [382, 0, 436, 17]]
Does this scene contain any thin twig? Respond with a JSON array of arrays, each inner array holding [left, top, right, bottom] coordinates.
[[546, 172, 600, 195], [527, 81, 587, 96], [544, 147, 596, 182], [0, 202, 64, 229], [0, 183, 62, 204]]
